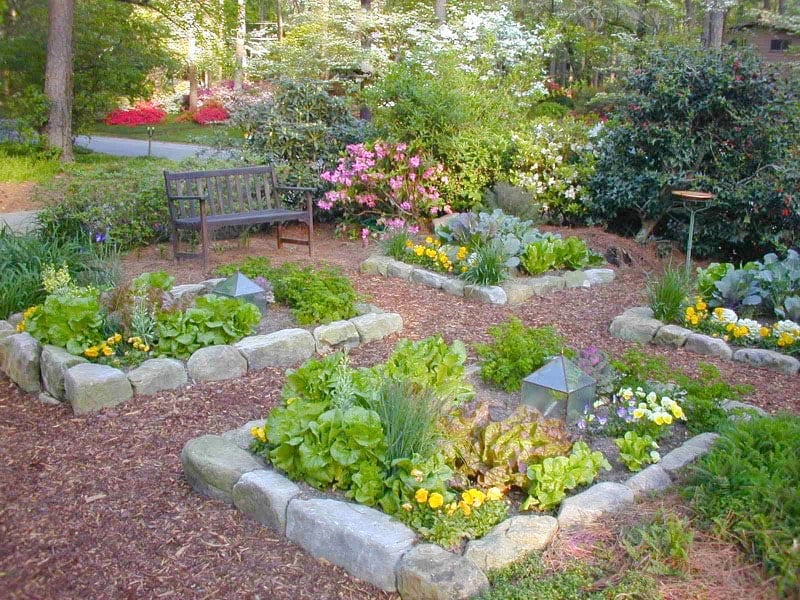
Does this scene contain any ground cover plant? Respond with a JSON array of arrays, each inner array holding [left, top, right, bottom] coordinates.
[[216, 257, 358, 325], [0, 142, 62, 184]]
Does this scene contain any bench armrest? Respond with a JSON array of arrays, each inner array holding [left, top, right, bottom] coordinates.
[[274, 185, 316, 193]]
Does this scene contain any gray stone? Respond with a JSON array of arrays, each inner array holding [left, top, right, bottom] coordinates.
[[64, 363, 132, 415], [653, 324, 692, 347], [7, 312, 23, 327], [463, 515, 558, 571], [609, 311, 663, 344], [286, 498, 417, 592], [233, 469, 301, 534], [623, 464, 672, 497], [313, 320, 360, 354], [683, 432, 720, 453], [585, 268, 615, 285], [500, 280, 536, 305], [38, 392, 61, 406], [181, 435, 265, 504], [441, 278, 466, 297], [127, 358, 187, 396], [221, 419, 267, 450], [464, 285, 508, 305], [658, 444, 707, 475], [41, 345, 88, 400], [431, 213, 460, 229], [234, 329, 315, 371], [684, 333, 733, 360], [387, 260, 415, 280], [354, 302, 383, 315], [410, 269, 449, 289], [350, 312, 403, 344], [360, 255, 394, 276], [0, 333, 41, 392], [200, 278, 226, 291], [558, 482, 635, 530], [187, 345, 247, 382], [563, 270, 590, 288], [721, 399, 769, 420], [0, 320, 15, 341], [732, 348, 800, 375], [397, 544, 489, 600], [621, 306, 655, 319], [525, 275, 567, 296], [170, 283, 206, 301]]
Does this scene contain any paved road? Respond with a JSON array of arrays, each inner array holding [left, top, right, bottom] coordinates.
[[75, 135, 231, 161]]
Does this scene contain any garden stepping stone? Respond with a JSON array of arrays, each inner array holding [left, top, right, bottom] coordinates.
[[41, 344, 88, 400], [623, 464, 672, 497], [181, 435, 265, 504], [397, 543, 490, 600], [557, 482, 634, 530], [360, 254, 394, 276], [609, 307, 663, 344], [234, 329, 316, 371], [387, 261, 415, 280], [187, 345, 247, 382], [653, 324, 693, 347], [221, 419, 267, 450], [732, 348, 800, 376], [313, 320, 360, 354], [350, 313, 403, 344], [285, 498, 417, 592], [232, 469, 300, 534], [463, 515, 558, 571], [585, 268, 615, 284], [410, 269, 449, 289], [658, 443, 707, 475], [64, 363, 132, 415], [0, 332, 42, 393], [464, 284, 507, 304], [127, 358, 187, 396], [683, 333, 733, 360]]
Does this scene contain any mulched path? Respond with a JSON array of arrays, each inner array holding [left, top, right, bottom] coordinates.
[[1, 224, 797, 599]]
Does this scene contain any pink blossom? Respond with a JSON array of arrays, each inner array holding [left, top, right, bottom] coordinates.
[[317, 200, 333, 210], [400, 201, 411, 211], [389, 176, 404, 191], [422, 168, 435, 179], [408, 225, 420, 235], [430, 206, 439, 215], [321, 171, 335, 183], [409, 155, 421, 168], [443, 205, 453, 214], [408, 173, 416, 181], [361, 228, 370, 239]]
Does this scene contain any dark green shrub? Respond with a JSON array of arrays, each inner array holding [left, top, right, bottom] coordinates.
[[683, 415, 800, 594], [587, 47, 800, 260], [476, 318, 573, 392]]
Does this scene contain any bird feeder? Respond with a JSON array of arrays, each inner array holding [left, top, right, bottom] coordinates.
[[213, 271, 268, 314], [521, 356, 596, 423]]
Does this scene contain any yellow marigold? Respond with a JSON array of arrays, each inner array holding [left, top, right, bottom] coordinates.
[[250, 426, 260, 439], [486, 487, 503, 502], [84, 347, 99, 358], [425, 248, 437, 259], [113, 333, 122, 343], [16, 321, 25, 332], [713, 307, 724, 317], [428, 492, 444, 509], [415, 488, 429, 503], [685, 306, 696, 316], [23, 306, 38, 319], [695, 300, 707, 311], [142, 345, 150, 353], [414, 246, 425, 256], [106, 336, 116, 345], [405, 240, 413, 248], [760, 326, 770, 337], [458, 500, 472, 516], [102, 346, 114, 357], [726, 323, 735, 332], [425, 236, 434, 244]]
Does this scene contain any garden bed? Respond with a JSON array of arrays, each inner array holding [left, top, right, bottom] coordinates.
[[0, 276, 403, 414], [610, 306, 800, 376], [361, 254, 615, 305]]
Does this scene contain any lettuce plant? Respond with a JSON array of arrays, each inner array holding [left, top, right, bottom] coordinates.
[[614, 431, 660, 472]]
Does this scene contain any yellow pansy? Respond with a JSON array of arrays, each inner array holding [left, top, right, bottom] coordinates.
[[695, 300, 707, 311], [415, 488, 429, 503], [458, 500, 472, 516], [672, 405, 685, 419], [760, 326, 771, 337], [486, 487, 503, 502], [428, 493, 444, 509], [446, 502, 458, 516], [102, 346, 114, 357], [410, 469, 424, 482], [414, 246, 425, 256], [425, 236, 434, 244], [460, 491, 474, 506], [467, 489, 486, 505], [402, 503, 413, 512]]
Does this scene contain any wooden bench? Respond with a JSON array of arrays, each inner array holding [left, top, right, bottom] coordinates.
[[164, 165, 314, 267]]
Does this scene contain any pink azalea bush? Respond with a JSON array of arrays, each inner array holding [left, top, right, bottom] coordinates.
[[193, 102, 230, 125], [318, 141, 451, 222], [105, 102, 166, 126]]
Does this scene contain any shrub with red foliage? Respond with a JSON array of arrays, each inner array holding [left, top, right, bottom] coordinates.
[[105, 103, 167, 126], [193, 103, 230, 125]]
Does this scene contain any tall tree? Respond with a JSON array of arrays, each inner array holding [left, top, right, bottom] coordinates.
[[44, 0, 75, 160], [434, 0, 446, 24], [233, 0, 246, 90]]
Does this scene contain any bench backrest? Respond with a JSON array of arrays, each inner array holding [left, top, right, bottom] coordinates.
[[164, 165, 280, 219]]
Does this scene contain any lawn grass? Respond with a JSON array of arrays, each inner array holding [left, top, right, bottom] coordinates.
[[0, 147, 62, 184], [85, 117, 244, 145]]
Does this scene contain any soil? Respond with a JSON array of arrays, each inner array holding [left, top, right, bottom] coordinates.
[[1, 223, 797, 599], [0, 182, 40, 213]]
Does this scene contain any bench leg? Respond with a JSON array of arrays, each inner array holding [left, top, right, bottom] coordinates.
[[307, 219, 313, 256], [172, 227, 180, 262], [277, 223, 283, 250], [201, 224, 210, 270]]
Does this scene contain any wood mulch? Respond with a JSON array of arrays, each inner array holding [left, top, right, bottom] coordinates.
[[1, 224, 796, 599], [0, 182, 40, 213]]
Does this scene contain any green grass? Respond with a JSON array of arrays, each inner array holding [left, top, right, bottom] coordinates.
[[647, 263, 693, 323], [85, 118, 244, 145], [0, 145, 61, 183]]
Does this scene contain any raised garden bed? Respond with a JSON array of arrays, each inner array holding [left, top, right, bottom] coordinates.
[[610, 306, 800, 376], [0, 277, 403, 414], [361, 254, 615, 305]]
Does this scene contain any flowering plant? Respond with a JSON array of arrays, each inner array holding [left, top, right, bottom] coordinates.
[[105, 102, 166, 126], [319, 141, 449, 222], [192, 101, 230, 125]]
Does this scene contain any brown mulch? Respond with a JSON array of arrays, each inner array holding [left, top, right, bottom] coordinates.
[[1, 224, 797, 599], [0, 182, 40, 213]]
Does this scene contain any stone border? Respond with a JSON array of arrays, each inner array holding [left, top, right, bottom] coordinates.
[[609, 306, 800, 376], [181, 423, 727, 599], [360, 255, 616, 305], [0, 278, 404, 414]]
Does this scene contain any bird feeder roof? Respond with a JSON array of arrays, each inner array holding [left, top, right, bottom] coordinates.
[[522, 356, 595, 393], [213, 272, 265, 297]]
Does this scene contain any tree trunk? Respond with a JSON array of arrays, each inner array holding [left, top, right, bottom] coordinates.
[[276, 0, 284, 40], [705, 9, 725, 49], [763, 0, 771, 10], [44, 0, 75, 162], [234, 0, 246, 91], [684, 0, 694, 30], [434, 0, 446, 24], [359, 0, 372, 120], [778, 0, 786, 14], [187, 29, 198, 111]]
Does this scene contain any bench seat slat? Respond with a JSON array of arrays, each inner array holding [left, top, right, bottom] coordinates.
[[174, 209, 308, 229]]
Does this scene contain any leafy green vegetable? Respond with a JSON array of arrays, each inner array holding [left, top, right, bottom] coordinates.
[[615, 431, 660, 472], [519, 236, 603, 275], [155, 294, 260, 359], [523, 441, 610, 511], [131, 270, 174, 294], [24, 292, 106, 355]]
